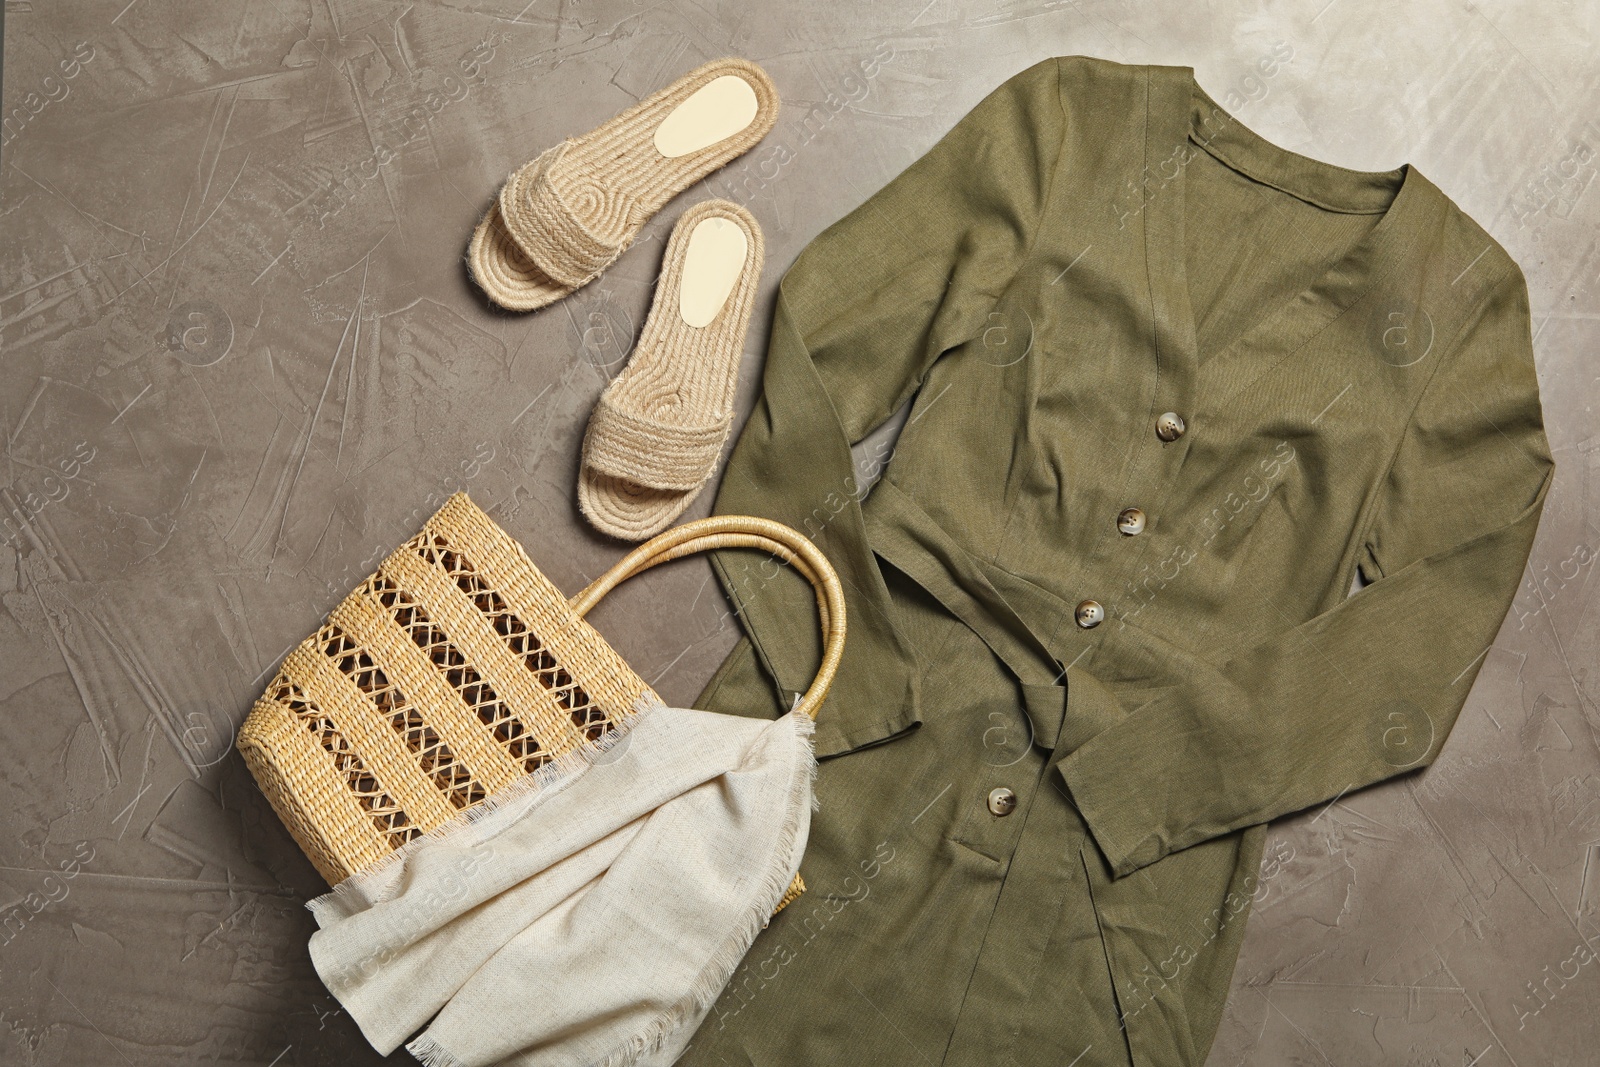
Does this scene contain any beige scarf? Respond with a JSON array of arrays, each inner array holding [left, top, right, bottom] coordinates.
[[306, 700, 814, 1067]]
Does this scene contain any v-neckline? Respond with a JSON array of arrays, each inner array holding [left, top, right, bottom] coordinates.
[[1148, 66, 1440, 410]]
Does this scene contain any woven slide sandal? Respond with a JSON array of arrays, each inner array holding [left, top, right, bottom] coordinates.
[[578, 199, 763, 541], [469, 57, 779, 312]]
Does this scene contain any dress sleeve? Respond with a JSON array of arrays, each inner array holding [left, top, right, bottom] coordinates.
[[1056, 266, 1555, 877], [701, 58, 1069, 755]]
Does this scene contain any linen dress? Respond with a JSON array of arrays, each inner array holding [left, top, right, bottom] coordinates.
[[678, 55, 1553, 1067]]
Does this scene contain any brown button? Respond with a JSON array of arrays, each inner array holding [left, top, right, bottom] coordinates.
[[1156, 411, 1186, 442], [1117, 507, 1146, 536], [1074, 600, 1105, 628], [988, 787, 1017, 816]]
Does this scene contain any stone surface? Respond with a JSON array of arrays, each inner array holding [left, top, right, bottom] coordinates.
[[1, 2, 1595, 1064]]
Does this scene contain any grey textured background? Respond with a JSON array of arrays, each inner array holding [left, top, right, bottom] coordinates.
[[2, 1, 1596, 1064]]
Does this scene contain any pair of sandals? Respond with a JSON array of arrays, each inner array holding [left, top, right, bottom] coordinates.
[[468, 58, 780, 541]]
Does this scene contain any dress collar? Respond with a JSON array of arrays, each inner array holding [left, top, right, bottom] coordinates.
[[1188, 76, 1406, 215], [1141, 63, 1446, 409]]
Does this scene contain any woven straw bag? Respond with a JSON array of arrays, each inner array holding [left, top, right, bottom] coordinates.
[[237, 492, 843, 913]]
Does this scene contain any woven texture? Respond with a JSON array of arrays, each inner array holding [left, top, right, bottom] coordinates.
[[584, 397, 729, 492], [237, 494, 830, 916], [579, 199, 764, 541], [468, 57, 778, 311], [239, 493, 654, 883]]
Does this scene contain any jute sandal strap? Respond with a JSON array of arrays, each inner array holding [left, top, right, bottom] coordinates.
[[499, 142, 634, 289], [583, 395, 729, 493]]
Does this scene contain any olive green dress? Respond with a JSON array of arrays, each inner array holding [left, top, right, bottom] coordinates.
[[679, 55, 1553, 1067]]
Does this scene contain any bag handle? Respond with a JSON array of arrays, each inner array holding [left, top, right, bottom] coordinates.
[[568, 516, 846, 721]]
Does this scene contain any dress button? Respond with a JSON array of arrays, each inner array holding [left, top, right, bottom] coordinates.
[[1075, 600, 1105, 628], [1117, 507, 1146, 536], [1156, 411, 1187, 442], [988, 787, 1017, 816]]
